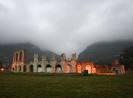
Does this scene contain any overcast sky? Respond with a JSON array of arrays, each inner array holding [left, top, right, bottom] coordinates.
[[0, 0, 133, 56]]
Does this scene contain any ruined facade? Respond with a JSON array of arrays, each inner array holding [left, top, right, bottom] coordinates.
[[76, 62, 96, 74], [11, 50, 77, 73], [11, 50, 25, 72], [11, 50, 125, 75], [111, 60, 125, 75]]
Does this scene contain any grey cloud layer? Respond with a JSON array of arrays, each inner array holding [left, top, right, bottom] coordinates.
[[0, 0, 133, 55]]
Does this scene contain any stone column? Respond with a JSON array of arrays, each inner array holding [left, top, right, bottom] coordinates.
[[61, 53, 67, 73], [71, 53, 77, 73], [16, 65, 19, 72], [71, 60, 76, 73], [33, 54, 38, 72], [50, 61, 56, 73], [14, 52, 16, 64], [33, 64, 37, 72], [61, 61, 66, 73], [51, 54, 57, 73], [26, 65, 29, 72], [41, 64, 45, 72], [15, 53, 17, 63], [21, 65, 24, 72], [17, 52, 20, 62], [21, 50, 25, 63], [41, 56, 45, 72]]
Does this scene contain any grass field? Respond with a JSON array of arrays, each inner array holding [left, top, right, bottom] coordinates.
[[0, 73, 133, 98]]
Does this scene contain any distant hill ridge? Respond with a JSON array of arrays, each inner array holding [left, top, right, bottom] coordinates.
[[1, 40, 133, 66], [0, 43, 60, 65], [78, 40, 133, 65]]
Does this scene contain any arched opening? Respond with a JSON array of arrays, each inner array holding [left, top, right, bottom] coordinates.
[[15, 66, 17, 71], [112, 67, 119, 74], [37, 65, 42, 72], [112, 68, 116, 71], [19, 66, 21, 72], [19, 52, 22, 62], [46, 64, 52, 73], [56, 64, 62, 73], [66, 64, 71, 73], [77, 65, 82, 73], [23, 65, 26, 72], [16, 53, 18, 62], [85, 65, 91, 74], [12, 67, 14, 71], [29, 65, 34, 72]]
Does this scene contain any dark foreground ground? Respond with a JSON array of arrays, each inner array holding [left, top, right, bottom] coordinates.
[[0, 72, 133, 98]]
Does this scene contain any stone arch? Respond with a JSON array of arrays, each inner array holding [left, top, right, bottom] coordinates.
[[19, 65, 21, 72], [85, 65, 91, 74], [55, 64, 62, 73], [15, 66, 17, 71], [65, 64, 71, 73], [46, 64, 52, 73], [68, 64, 72, 73], [77, 65, 82, 73], [37, 65, 43, 72], [19, 51, 22, 62], [12, 67, 15, 71], [12, 67, 14, 71], [112, 67, 119, 74], [23, 65, 26, 72], [29, 65, 34, 72], [16, 52, 19, 62], [19, 50, 25, 62]]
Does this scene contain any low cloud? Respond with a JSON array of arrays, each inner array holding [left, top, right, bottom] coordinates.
[[0, 0, 133, 56]]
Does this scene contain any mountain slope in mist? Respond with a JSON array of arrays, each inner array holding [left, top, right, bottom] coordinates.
[[78, 40, 133, 64], [0, 43, 60, 66]]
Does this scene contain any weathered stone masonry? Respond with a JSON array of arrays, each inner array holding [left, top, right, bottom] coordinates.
[[11, 50, 77, 73]]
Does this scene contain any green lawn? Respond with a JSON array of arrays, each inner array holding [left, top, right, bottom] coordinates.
[[0, 73, 133, 98]]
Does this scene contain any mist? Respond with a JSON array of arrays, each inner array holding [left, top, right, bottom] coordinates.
[[0, 0, 133, 56]]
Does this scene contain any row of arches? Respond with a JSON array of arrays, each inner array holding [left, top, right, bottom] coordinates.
[[76, 64, 96, 74], [13, 50, 25, 63], [29, 64, 62, 73], [12, 65, 27, 72], [13, 64, 62, 73]]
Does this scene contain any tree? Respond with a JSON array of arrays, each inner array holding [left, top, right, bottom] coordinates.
[[119, 46, 133, 69], [0, 60, 3, 68]]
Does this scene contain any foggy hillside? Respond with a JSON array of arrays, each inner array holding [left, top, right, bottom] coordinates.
[[0, 43, 60, 66], [78, 40, 133, 65]]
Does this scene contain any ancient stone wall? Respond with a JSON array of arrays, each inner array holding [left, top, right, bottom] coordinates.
[[11, 50, 77, 73]]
